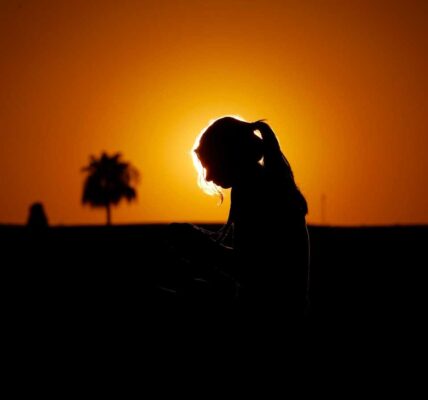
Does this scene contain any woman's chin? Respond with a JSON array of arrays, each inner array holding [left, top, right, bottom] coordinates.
[[220, 184, 232, 189], [214, 180, 232, 189]]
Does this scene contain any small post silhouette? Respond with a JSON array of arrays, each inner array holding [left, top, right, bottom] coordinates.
[[27, 202, 49, 229]]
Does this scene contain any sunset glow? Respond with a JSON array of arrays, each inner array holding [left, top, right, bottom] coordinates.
[[0, 1, 427, 226]]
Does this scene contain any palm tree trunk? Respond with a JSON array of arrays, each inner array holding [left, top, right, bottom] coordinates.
[[106, 204, 112, 225]]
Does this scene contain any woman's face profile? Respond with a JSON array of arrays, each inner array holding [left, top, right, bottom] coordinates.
[[194, 116, 260, 191], [200, 157, 234, 189]]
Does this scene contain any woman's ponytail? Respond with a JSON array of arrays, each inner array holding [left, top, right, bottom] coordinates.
[[252, 120, 294, 181], [252, 120, 308, 216]]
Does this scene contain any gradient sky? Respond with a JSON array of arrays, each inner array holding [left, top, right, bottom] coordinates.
[[0, 0, 427, 226]]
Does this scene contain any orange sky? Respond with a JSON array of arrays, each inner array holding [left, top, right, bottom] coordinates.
[[0, 0, 427, 226]]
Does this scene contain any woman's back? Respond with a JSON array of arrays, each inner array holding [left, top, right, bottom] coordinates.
[[230, 167, 309, 316]]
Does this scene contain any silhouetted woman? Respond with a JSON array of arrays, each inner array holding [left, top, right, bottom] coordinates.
[[171, 116, 310, 324]]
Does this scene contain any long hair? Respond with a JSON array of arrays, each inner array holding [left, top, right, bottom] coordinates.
[[252, 120, 308, 216]]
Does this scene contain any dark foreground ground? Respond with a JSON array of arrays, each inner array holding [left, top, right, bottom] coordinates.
[[2, 223, 427, 365]]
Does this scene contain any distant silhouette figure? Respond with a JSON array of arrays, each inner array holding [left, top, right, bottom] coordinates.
[[170, 117, 310, 326], [27, 202, 49, 229], [81, 152, 139, 225]]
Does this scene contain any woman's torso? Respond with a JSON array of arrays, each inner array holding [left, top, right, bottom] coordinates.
[[231, 169, 309, 310]]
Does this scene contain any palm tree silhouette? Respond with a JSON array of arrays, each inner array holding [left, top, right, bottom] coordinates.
[[82, 152, 139, 225]]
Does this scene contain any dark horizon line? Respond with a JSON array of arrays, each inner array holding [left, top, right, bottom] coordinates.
[[1, 222, 428, 229]]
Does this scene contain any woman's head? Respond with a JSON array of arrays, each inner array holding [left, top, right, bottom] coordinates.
[[192, 115, 308, 216], [193, 116, 263, 190]]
